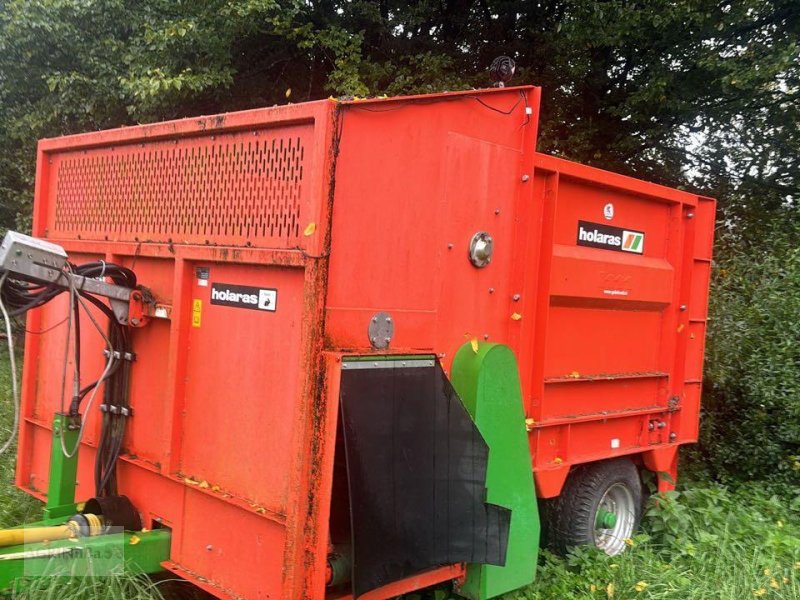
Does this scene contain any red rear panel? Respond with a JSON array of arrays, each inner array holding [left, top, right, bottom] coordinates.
[[527, 155, 714, 496], [19, 101, 338, 599]]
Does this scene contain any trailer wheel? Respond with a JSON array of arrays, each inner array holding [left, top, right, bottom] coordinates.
[[546, 458, 643, 556]]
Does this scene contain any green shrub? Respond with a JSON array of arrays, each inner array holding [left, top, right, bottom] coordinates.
[[701, 220, 800, 488], [505, 484, 800, 600]]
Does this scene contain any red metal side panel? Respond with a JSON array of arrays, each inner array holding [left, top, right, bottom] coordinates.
[[324, 89, 714, 500], [528, 154, 715, 497], [18, 101, 339, 599], [678, 196, 716, 442], [325, 86, 541, 364]]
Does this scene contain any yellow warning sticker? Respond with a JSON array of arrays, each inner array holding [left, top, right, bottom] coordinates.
[[192, 299, 202, 328]]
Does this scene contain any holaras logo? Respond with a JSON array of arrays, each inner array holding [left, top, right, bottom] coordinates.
[[210, 283, 277, 312], [621, 230, 644, 254], [577, 221, 645, 254]]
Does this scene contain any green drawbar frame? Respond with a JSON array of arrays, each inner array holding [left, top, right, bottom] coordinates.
[[451, 343, 540, 599], [0, 414, 170, 591]]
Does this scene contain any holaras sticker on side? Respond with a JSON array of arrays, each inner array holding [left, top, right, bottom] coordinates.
[[210, 283, 278, 312], [576, 220, 644, 254]]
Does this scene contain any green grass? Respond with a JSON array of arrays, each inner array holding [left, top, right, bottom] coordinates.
[[6, 573, 168, 600], [506, 484, 800, 600], [0, 347, 40, 531], [0, 347, 798, 599]]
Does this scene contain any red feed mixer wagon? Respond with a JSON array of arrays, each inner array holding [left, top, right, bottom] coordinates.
[[0, 85, 715, 599]]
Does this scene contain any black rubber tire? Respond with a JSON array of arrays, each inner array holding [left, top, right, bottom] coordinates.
[[543, 458, 643, 555]]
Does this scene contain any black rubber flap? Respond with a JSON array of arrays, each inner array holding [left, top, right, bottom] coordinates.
[[340, 360, 510, 597]]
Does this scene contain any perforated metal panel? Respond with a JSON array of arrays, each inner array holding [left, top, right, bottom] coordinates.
[[48, 125, 311, 248]]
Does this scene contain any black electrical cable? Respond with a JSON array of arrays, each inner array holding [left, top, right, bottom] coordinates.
[[69, 292, 81, 418], [95, 333, 128, 498], [77, 290, 131, 497], [1, 260, 138, 498], [98, 328, 132, 496], [25, 315, 69, 335], [71, 291, 125, 406], [6, 282, 63, 316], [87, 315, 132, 497], [347, 89, 527, 116]]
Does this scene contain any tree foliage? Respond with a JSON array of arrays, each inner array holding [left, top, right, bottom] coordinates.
[[0, 1, 797, 225], [703, 222, 800, 487], [0, 1, 797, 485]]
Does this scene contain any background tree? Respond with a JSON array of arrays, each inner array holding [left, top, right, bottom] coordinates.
[[0, 0, 797, 485]]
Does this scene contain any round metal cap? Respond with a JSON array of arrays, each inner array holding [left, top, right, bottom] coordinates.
[[468, 232, 494, 268]]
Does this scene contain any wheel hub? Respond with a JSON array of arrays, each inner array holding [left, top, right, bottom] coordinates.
[[593, 483, 636, 556], [595, 509, 618, 529]]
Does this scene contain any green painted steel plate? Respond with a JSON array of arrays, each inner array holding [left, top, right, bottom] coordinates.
[[451, 342, 540, 599], [0, 529, 171, 591]]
